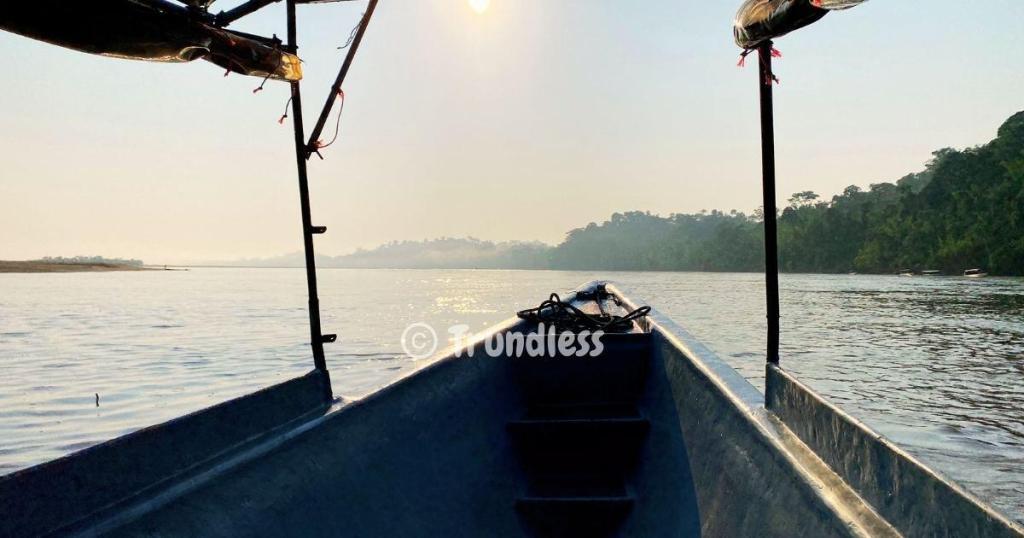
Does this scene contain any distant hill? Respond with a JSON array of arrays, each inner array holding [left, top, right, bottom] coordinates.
[[213, 238, 553, 270], [326, 238, 551, 269]]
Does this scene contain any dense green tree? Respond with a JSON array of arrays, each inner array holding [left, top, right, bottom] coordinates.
[[549, 111, 1024, 276]]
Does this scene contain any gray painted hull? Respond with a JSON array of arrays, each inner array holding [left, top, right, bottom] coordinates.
[[1, 282, 1020, 537]]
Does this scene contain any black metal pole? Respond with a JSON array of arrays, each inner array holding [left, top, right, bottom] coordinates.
[[215, 0, 280, 27], [758, 42, 781, 365], [286, 0, 335, 380], [305, 0, 379, 155]]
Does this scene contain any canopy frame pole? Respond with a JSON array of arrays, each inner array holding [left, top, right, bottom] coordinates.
[[758, 42, 781, 365], [304, 0, 379, 157], [286, 0, 335, 393], [215, 0, 280, 27]]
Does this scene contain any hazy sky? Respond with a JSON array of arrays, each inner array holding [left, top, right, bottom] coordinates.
[[1, 1, 1022, 264]]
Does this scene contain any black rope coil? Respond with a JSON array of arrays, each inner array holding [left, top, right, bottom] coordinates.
[[517, 292, 650, 334]]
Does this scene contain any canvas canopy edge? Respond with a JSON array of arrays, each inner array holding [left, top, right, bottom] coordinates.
[[0, 0, 301, 81]]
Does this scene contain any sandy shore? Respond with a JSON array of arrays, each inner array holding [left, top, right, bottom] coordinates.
[[0, 261, 155, 273]]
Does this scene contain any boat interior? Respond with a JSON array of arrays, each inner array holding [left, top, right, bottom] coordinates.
[[2, 282, 1021, 537]]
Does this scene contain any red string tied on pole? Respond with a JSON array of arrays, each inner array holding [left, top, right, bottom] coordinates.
[[759, 47, 781, 85], [737, 49, 754, 67]]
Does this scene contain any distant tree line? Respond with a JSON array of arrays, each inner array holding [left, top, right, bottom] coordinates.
[[324, 111, 1023, 275], [35, 256, 144, 267]]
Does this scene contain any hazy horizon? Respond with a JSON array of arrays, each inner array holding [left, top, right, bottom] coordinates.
[[2, 1, 1023, 264]]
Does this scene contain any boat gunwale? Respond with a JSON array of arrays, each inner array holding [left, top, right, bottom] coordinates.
[[0, 369, 331, 537], [605, 280, 1023, 537], [767, 363, 1024, 536]]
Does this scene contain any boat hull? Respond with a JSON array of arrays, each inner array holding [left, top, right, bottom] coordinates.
[[1, 282, 1021, 537]]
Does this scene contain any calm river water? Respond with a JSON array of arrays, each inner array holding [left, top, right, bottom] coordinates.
[[1, 268, 1022, 521]]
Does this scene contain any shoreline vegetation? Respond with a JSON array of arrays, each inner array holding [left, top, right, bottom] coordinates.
[[0, 256, 149, 274], [230, 111, 1024, 277]]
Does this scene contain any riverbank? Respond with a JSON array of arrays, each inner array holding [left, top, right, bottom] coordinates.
[[0, 261, 153, 273]]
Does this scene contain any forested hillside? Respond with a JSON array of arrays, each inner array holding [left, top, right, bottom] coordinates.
[[549, 111, 1024, 275]]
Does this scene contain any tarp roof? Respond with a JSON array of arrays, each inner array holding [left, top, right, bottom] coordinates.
[[734, 0, 869, 49], [0, 0, 306, 80]]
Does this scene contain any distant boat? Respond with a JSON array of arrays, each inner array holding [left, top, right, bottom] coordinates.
[[964, 268, 989, 278], [898, 269, 916, 277], [921, 270, 942, 276]]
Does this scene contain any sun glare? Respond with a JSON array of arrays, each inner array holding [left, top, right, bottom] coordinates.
[[468, 0, 490, 14]]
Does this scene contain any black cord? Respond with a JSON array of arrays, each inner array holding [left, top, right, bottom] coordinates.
[[278, 95, 293, 124], [253, 36, 286, 93], [517, 293, 650, 334]]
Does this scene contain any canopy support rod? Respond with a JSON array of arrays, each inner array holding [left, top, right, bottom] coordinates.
[[304, 0, 379, 156], [216, 0, 280, 27], [758, 42, 781, 365], [286, 0, 335, 392]]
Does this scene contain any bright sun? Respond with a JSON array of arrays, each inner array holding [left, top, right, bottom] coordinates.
[[468, 0, 490, 14]]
